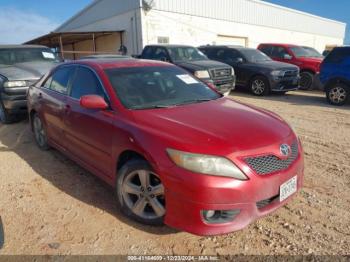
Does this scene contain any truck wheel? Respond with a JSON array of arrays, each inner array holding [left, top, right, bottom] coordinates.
[[326, 83, 349, 106], [0, 102, 15, 124], [300, 72, 314, 90], [116, 159, 165, 226], [250, 76, 270, 96]]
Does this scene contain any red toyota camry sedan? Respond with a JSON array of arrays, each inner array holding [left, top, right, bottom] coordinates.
[[27, 59, 304, 236]]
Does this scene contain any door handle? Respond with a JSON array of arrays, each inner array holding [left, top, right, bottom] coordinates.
[[65, 104, 71, 114]]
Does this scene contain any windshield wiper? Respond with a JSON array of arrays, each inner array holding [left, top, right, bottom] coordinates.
[[131, 104, 173, 110], [175, 98, 213, 106]]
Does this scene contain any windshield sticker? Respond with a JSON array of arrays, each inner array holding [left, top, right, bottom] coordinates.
[[176, 74, 199, 84], [42, 52, 55, 59]]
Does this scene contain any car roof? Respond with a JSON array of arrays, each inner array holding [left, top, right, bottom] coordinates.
[[259, 43, 299, 48], [0, 44, 49, 49], [199, 45, 254, 51], [64, 59, 173, 70], [80, 54, 132, 60], [145, 44, 196, 48]]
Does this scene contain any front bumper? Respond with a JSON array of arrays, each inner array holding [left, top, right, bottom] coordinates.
[[1, 86, 29, 113], [269, 76, 300, 92], [160, 140, 304, 235]]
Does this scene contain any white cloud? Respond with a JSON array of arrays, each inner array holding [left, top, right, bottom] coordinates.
[[0, 8, 60, 44]]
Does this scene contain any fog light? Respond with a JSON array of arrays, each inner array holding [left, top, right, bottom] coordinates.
[[202, 209, 240, 224]]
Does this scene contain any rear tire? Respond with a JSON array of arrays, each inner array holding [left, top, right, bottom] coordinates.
[[32, 113, 50, 150], [0, 101, 15, 124], [326, 83, 349, 106], [116, 159, 165, 226], [250, 76, 270, 96], [300, 72, 314, 90]]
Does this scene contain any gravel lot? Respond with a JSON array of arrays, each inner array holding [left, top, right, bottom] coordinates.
[[0, 90, 349, 255]]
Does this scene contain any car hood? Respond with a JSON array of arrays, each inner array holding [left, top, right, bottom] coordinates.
[[175, 59, 230, 71], [252, 60, 299, 71], [131, 98, 293, 155], [0, 61, 56, 81]]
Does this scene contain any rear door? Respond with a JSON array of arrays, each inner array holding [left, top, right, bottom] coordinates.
[[64, 66, 114, 179], [39, 66, 74, 147]]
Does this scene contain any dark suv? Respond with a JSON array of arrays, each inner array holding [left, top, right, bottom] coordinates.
[[139, 45, 235, 95], [0, 45, 59, 123], [320, 46, 350, 106], [199, 45, 300, 96]]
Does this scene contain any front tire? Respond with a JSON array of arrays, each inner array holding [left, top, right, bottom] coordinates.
[[0, 101, 15, 124], [300, 72, 314, 90], [326, 83, 349, 106], [250, 76, 270, 96], [116, 159, 165, 226], [32, 113, 50, 150]]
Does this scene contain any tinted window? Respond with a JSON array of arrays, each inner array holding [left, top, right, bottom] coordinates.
[[50, 67, 74, 94], [324, 48, 350, 64], [259, 45, 273, 56], [70, 67, 105, 99], [105, 66, 220, 110], [43, 76, 52, 89], [239, 49, 271, 62], [167, 47, 207, 62], [142, 47, 155, 59], [213, 49, 244, 63], [271, 46, 289, 59]]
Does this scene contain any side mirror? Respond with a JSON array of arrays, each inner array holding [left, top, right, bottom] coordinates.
[[80, 95, 108, 110], [283, 54, 293, 60]]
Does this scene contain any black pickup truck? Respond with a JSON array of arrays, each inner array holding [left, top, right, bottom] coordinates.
[[138, 45, 235, 95]]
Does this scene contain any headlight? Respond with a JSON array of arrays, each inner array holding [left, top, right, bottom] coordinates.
[[270, 70, 284, 77], [167, 149, 248, 180], [4, 81, 27, 88], [194, 70, 210, 79], [231, 68, 235, 76]]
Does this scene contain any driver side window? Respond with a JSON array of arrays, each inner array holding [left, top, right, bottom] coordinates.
[[272, 46, 289, 59], [70, 67, 107, 101]]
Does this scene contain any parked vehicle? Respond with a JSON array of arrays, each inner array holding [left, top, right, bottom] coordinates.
[[302, 46, 324, 59], [0, 45, 59, 123], [138, 45, 235, 95], [199, 45, 300, 96], [320, 46, 350, 106], [27, 59, 304, 236], [258, 43, 323, 90]]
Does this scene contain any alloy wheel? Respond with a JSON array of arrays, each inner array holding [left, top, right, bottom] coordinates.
[[33, 115, 47, 147], [252, 79, 265, 95], [329, 86, 347, 104], [121, 170, 165, 219]]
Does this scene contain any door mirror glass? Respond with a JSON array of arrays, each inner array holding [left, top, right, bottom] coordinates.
[[283, 54, 293, 60], [80, 95, 108, 110]]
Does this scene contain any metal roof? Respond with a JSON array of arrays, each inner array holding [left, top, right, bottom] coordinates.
[[0, 44, 48, 49]]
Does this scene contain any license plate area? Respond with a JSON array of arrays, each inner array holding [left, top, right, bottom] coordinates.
[[280, 176, 297, 202]]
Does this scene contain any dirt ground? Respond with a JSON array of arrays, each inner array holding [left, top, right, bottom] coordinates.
[[0, 90, 349, 256]]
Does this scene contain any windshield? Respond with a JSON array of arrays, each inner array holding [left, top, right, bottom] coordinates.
[[167, 47, 208, 62], [0, 48, 59, 66], [239, 49, 272, 62], [302, 47, 323, 58], [290, 46, 317, 58], [105, 66, 221, 110]]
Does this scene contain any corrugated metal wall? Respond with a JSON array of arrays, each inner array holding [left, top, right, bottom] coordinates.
[[152, 0, 346, 39], [56, 0, 141, 32]]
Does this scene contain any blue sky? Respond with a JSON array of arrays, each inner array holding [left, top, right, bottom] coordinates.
[[0, 0, 348, 44]]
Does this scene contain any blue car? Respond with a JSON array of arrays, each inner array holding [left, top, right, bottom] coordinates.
[[320, 46, 350, 106]]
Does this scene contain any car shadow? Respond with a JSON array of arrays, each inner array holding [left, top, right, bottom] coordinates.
[[0, 119, 178, 236], [231, 88, 350, 110]]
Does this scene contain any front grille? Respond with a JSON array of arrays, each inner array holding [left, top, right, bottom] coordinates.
[[245, 141, 299, 175], [283, 70, 299, 78], [256, 195, 279, 209], [210, 68, 232, 80]]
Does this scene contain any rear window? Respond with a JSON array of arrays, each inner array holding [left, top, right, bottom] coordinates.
[[323, 47, 350, 64]]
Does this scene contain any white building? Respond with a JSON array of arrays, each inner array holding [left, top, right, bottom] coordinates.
[[27, 0, 346, 59]]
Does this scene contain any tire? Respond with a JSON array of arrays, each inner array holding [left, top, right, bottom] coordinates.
[[32, 113, 50, 150], [116, 159, 165, 226], [326, 83, 349, 106], [0, 101, 15, 124], [300, 72, 314, 90], [250, 76, 270, 96]]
